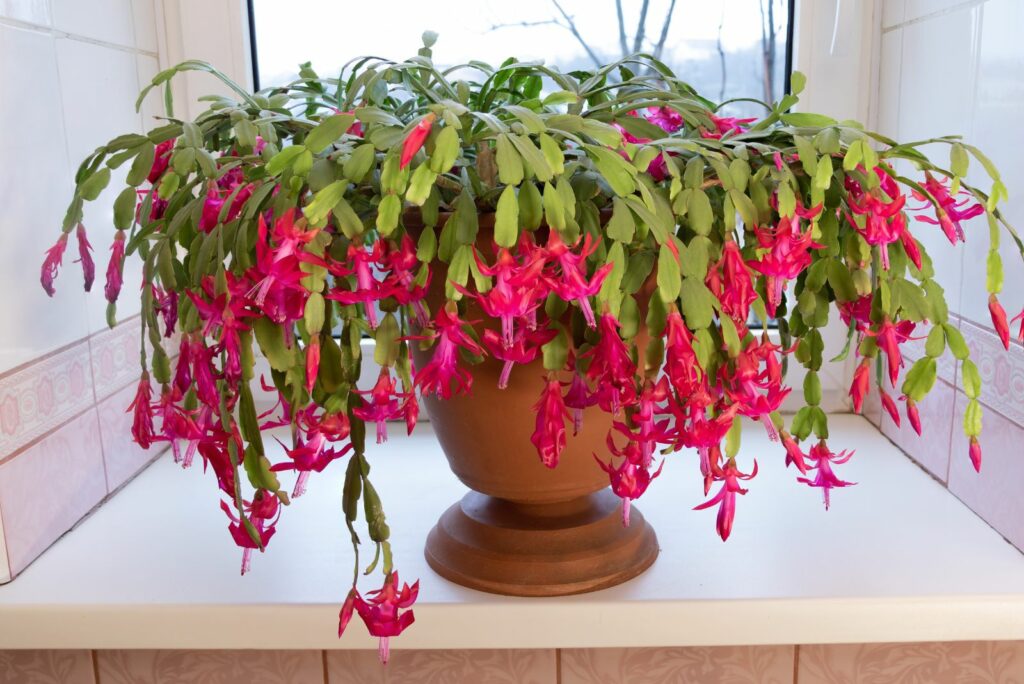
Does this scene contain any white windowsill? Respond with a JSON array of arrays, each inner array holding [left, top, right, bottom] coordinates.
[[1, 415, 1023, 650]]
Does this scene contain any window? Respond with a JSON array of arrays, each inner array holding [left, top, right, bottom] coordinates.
[[250, 0, 793, 115]]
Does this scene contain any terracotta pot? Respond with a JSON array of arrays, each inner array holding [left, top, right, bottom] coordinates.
[[407, 212, 659, 597]]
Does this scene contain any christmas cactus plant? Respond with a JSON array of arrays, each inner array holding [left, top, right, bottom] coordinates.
[[43, 35, 1022, 661]]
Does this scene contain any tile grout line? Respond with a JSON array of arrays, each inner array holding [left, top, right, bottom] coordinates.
[[0, 16, 157, 58], [881, 0, 986, 33], [321, 650, 329, 684], [792, 644, 800, 684], [90, 649, 100, 684], [555, 648, 562, 684]]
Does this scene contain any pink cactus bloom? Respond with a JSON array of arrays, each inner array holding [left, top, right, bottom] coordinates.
[[74, 224, 95, 292], [694, 456, 758, 541], [797, 441, 855, 509], [127, 374, 156, 449], [912, 172, 984, 244], [305, 337, 321, 393], [400, 113, 435, 169], [866, 318, 917, 387], [781, 432, 809, 474], [747, 203, 824, 316], [663, 310, 702, 396], [582, 313, 638, 414], [543, 231, 613, 329], [700, 114, 755, 139], [613, 377, 673, 468], [845, 166, 907, 270], [104, 231, 127, 304], [189, 339, 221, 409], [461, 247, 546, 347], [482, 327, 555, 389], [353, 368, 409, 444], [849, 359, 870, 414], [563, 369, 596, 435], [147, 139, 175, 184], [839, 294, 873, 333], [154, 386, 203, 463], [272, 430, 352, 497], [152, 285, 178, 337], [415, 305, 483, 400], [596, 434, 665, 526], [989, 294, 1011, 350], [904, 396, 922, 436], [382, 235, 430, 327], [325, 241, 387, 329], [339, 572, 419, 664], [248, 210, 319, 322], [720, 339, 790, 438], [901, 231, 923, 271], [968, 436, 982, 472], [40, 232, 69, 297], [645, 106, 684, 132], [221, 489, 281, 574], [530, 377, 569, 468], [880, 389, 900, 427], [706, 240, 757, 324], [186, 274, 255, 383]]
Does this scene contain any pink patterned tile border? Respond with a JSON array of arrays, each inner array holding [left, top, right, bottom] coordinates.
[[949, 391, 1024, 551], [0, 407, 107, 576], [798, 641, 1024, 683], [88, 316, 142, 403], [560, 646, 794, 684], [960, 319, 1024, 429], [0, 339, 94, 460]]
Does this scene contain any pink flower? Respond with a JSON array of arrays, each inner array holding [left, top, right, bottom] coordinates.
[[221, 489, 281, 574], [530, 377, 569, 468], [613, 378, 673, 468], [989, 295, 1011, 350], [186, 274, 255, 383], [797, 441, 855, 509], [839, 294, 873, 333], [400, 113, 436, 169], [152, 286, 178, 337], [305, 337, 320, 393], [326, 240, 387, 329], [645, 106, 684, 132], [415, 305, 483, 399], [461, 247, 546, 347], [105, 231, 126, 304], [339, 572, 419, 664], [74, 224, 95, 292], [127, 373, 155, 449], [694, 456, 758, 541], [248, 210, 319, 323], [353, 368, 410, 444], [563, 368, 596, 435], [662, 310, 702, 396], [849, 359, 870, 414], [880, 389, 900, 427], [582, 314, 637, 414], [700, 114, 755, 139], [747, 202, 823, 316], [482, 327, 555, 389], [867, 318, 916, 387], [272, 407, 351, 497], [845, 166, 907, 270], [781, 432, 808, 474], [154, 386, 203, 462], [912, 172, 984, 244], [381, 235, 430, 327], [595, 435, 664, 526], [543, 231, 612, 329], [706, 241, 757, 324], [147, 139, 175, 184], [904, 397, 922, 436], [1013, 308, 1024, 344], [969, 436, 982, 472], [40, 233, 69, 297]]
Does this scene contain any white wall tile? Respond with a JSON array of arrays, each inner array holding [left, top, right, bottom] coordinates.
[[905, 0, 976, 24], [0, 24, 89, 374], [882, 0, 906, 29], [0, 0, 51, 25], [55, 37, 145, 331], [130, 0, 157, 52], [136, 53, 163, 129], [896, 4, 982, 313], [959, 0, 1024, 328], [876, 29, 902, 139], [52, 0, 134, 47]]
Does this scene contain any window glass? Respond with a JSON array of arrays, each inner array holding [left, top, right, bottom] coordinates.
[[252, 0, 791, 115]]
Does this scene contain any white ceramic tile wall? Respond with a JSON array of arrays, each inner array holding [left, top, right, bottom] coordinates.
[[875, 0, 1024, 550], [0, 0, 165, 579]]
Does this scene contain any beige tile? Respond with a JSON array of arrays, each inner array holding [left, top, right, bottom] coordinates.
[[327, 649, 556, 684], [96, 649, 324, 684], [0, 649, 94, 684], [561, 646, 794, 684], [799, 641, 1024, 683]]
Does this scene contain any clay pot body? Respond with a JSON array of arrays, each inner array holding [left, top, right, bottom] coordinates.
[[408, 214, 659, 596]]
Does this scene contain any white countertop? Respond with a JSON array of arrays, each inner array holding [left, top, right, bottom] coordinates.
[[1, 414, 1023, 650]]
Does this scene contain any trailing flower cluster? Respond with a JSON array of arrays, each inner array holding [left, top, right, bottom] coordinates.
[[44, 39, 1022, 661]]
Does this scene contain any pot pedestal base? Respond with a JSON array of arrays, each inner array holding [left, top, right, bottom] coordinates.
[[425, 488, 659, 597]]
